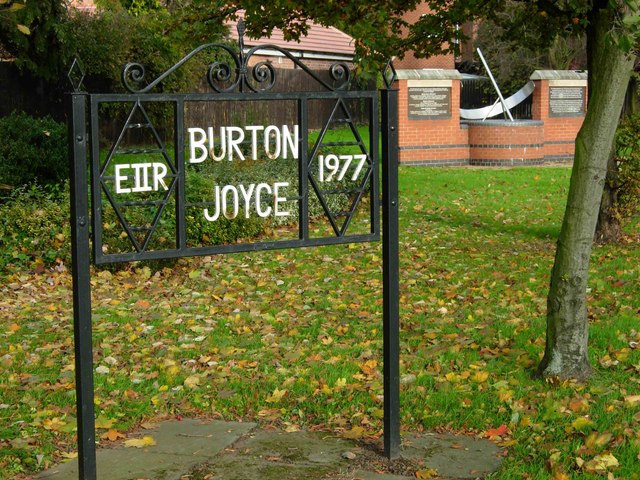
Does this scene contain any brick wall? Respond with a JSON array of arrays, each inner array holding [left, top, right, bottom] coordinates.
[[467, 120, 545, 166], [530, 71, 588, 162], [395, 69, 586, 166], [396, 72, 469, 166]]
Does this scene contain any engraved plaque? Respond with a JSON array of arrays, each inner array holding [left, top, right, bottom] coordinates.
[[408, 87, 451, 119], [549, 86, 585, 117]]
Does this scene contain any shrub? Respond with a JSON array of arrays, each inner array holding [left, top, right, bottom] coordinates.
[[0, 184, 70, 274], [613, 114, 640, 222], [0, 113, 68, 191]]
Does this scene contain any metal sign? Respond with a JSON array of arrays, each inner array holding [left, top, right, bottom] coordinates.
[[68, 22, 400, 479], [408, 87, 451, 119], [89, 91, 379, 265], [549, 86, 586, 117]]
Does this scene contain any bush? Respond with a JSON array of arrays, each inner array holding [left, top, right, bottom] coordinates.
[[613, 114, 640, 221], [0, 113, 68, 191], [0, 184, 70, 274]]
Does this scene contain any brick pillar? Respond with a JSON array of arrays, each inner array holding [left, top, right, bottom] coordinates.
[[530, 70, 587, 163], [396, 69, 469, 166]]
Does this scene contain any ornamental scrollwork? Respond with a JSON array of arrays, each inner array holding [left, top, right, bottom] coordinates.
[[120, 20, 352, 94]]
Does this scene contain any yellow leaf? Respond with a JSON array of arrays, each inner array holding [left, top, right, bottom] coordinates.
[[444, 372, 459, 382], [43, 417, 66, 431], [571, 417, 594, 431], [583, 453, 619, 474], [624, 395, 640, 407], [585, 432, 612, 450], [183, 375, 201, 389], [266, 388, 287, 403], [334, 378, 347, 390], [124, 436, 156, 448], [415, 468, 439, 479], [94, 415, 115, 429], [101, 429, 126, 442], [342, 426, 365, 439], [471, 371, 489, 383]]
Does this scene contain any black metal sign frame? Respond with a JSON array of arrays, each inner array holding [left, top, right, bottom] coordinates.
[[68, 22, 400, 480], [89, 91, 379, 265]]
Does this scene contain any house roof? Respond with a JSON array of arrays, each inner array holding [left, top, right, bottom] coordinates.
[[226, 17, 355, 58]]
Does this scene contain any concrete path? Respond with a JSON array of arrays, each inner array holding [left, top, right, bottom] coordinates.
[[36, 419, 503, 480]]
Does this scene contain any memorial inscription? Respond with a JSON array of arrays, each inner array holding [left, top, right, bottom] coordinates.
[[549, 86, 585, 117], [408, 87, 451, 119]]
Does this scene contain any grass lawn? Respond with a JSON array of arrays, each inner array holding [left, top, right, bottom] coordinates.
[[1, 165, 639, 479]]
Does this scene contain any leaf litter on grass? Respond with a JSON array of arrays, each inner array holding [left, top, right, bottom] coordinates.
[[1, 167, 639, 479]]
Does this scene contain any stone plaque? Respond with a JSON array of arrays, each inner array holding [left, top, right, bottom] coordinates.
[[549, 86, 585, 116], [408, 87, 451, 119]]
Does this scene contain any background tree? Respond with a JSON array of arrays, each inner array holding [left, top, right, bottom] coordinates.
[[0, 0, 67, 81], [471, 2, 586, 96]]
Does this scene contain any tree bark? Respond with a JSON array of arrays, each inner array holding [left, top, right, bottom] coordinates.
[[537, 5, 635, 381], [594, 152, 622, 244]]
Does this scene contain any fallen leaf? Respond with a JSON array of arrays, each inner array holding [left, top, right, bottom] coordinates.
[[415, 468, 438, 479], [571, 417, 594, 431], [471, 371, 489, 383], [342, 426, 365, 439], [623, 395, 640, 407], [485, 424, 509, 439], [585, 432, 612, 451], [94, 415, 115, 430], [582, 453, 619, 474], [266, 388, 287, 403], [124, 436, 157, 448], [183, 375, 201, 389], [101, 429, 126, 441]]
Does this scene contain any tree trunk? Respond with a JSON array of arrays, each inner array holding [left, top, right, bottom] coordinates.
[[537, 5, 635, 381], [594, 152, 622, 244]]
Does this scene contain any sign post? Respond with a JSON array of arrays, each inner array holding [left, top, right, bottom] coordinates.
[[68, 23, 400, 478]]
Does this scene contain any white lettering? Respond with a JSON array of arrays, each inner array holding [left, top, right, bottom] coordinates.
[[221, 185, 239, 219], [188, 128, 207, 163], [227, 126, 245, 161], [131, 163, 151, 192], [254, 183, 272, 218], [153, 163, 169, 191], [282, 125, 299, 159], [245, 125, 264, 160], [273, 182, 290, 217], [114, 164, 130, 193], [201, 182, 292, 221], [114, 162, 170, 194], [264, 125, 281, 159], [203, 185, 221, 221], [238, 183, 256, 218], [189, 124, 300, 162], [209, 127, 226, 161]]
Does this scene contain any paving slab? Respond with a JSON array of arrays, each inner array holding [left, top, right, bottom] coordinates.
[[187, 429, 355, 480], [400, 432, 503, 479], [36, 419, 256, 480], [36, 420, 503, 480]]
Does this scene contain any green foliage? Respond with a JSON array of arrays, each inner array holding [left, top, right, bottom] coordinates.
[[60, 10, 226, 94], [0, 112, 68, 190], [0, 183, 70, 274], [120, 0, 162, 16], [613, 113, 640, 221], [474, 2, 587, 95], [0, 0, 68, 81]]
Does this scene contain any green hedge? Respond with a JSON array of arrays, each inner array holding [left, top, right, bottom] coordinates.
[[0, 113, 68, 191], [0, 184, 70, 274], [614, 114, 640, 221]]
